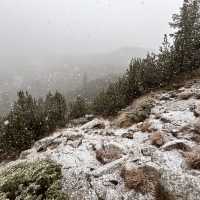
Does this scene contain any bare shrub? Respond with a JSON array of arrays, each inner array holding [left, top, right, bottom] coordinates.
[[120, 166, 146, 192], [121, 165, 160, 194], [115, 96, 154, 128]]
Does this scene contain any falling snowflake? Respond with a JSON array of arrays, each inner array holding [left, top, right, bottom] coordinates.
[[4, 120, 9, 126]]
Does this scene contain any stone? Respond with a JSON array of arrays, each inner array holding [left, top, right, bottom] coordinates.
[[192, 118, 200, 134], [90, 156, 128, 177], [122, 132, 134, 139], [141, 145, 157, 157], [69, 117, 90, 127], [160, 168, 200, 200], [81, 119, 106, 130], [193, 103, 200, 117], [161, 140, 193, 152], [105, 189, 122, 200], [19, 149, 32, 160], [34, 137, 62, 152], [178, 90, 193, 100]]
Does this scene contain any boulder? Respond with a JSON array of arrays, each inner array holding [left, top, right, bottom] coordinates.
[[105, 189, 122, 200], [34, 134, 62, 152], [90, 156, 128, 177], [192, 118, 200, 134], [69, 117, 90, 127], [141, 145, 157, 157], [192, 103, 200, 117], [122, 132, 134, 139], [160, 168, 200, 200], [81, 119, 106, 130], [62, 168, 98, 200], [19, 149, 33, 160], [63, 131, 83, 141], [178, 90, 193, 100], [161, 140, 193, 152]]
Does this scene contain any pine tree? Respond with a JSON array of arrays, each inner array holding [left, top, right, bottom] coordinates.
[[54, 91, 67, 127], [45, 91, 67, 131], [69, 96, 87, 119], [170, 0, 200, 71], [0, 91, 37, 154], [126, 58, 143, 99], [82, 72, 88, 97], [158, 34, 175, 81], [0, 90, 67, 157]]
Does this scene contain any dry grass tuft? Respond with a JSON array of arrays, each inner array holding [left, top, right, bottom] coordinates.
[[120, 166, 146, 192], [184, 151, 200, 170], [115, 113, 133, 128], [115, 96, 154, 128], [96, 148, 122, 164], [140, 120, 153, 133], [121, 165, 160, 194], [120, 164, 176, 199], [150, 132, 164, 147]]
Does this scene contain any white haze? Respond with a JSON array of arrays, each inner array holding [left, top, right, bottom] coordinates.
[[0, 0, 182, 61], [0, 0, 183, 114]]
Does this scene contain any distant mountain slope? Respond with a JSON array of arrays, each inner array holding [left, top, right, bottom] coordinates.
[[61, 46, 149, 79], [0, 46, 149, 113]]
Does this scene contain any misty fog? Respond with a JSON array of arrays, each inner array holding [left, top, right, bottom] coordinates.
[[0, 0, 182, 57], [0, 0, 183, 113]]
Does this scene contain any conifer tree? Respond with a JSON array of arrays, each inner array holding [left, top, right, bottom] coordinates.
[[170, 0, 200, 71], [69, 95, 87, 119], [0, 91, 37, 154], [45, 91, 67, 131]]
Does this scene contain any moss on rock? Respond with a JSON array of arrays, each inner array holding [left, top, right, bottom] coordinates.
[[0, 160, 68, 200]]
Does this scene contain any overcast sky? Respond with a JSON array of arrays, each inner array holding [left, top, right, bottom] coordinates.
[[0, 0, 182, 59]]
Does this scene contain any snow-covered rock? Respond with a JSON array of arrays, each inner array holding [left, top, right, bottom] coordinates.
[[160, 168, 200, 200], [81, 118, 107, 130]]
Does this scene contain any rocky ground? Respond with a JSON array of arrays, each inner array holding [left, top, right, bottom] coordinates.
[[2, 79, 200, 200]]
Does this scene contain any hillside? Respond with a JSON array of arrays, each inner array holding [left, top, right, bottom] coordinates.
[[1, 79, 200, 199]]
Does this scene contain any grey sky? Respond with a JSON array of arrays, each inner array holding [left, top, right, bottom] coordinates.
[[0, 0, 182, 58]]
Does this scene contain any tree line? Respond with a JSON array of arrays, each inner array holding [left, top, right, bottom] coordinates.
[[0, 91, 88, 159]]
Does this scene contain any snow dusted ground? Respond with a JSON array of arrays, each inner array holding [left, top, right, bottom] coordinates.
[[2, 80, 200, 199]]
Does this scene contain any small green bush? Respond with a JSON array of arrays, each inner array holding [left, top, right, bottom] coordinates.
[[0, 160, 68, 200]]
